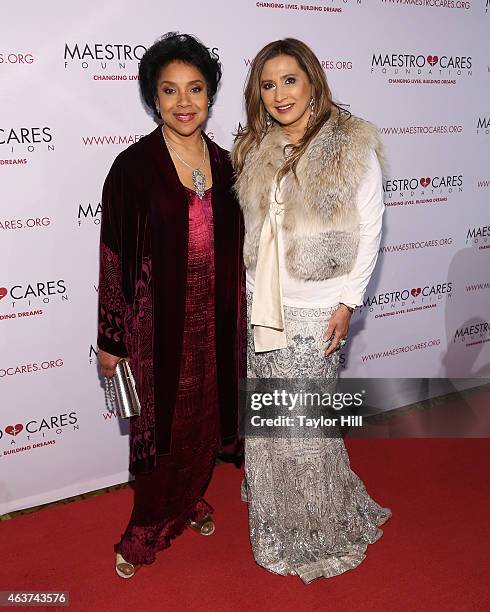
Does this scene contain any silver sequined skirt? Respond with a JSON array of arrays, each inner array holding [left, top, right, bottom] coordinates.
[[244, 291, 392, 584]]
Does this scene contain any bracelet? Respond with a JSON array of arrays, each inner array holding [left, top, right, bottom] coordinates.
[[339, 302, 355, 314]]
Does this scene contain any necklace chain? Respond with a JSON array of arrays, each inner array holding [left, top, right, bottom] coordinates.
[[162, 128, 207, 199], [162, 128, 206, 171]]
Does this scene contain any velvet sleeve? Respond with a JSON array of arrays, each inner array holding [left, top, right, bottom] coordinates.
[[97, 157, 129, 357]]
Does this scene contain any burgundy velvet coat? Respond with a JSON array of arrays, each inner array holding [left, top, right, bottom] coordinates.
[[97, 126, 244, 475]]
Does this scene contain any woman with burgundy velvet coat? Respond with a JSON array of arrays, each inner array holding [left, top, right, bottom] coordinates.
[[97, 33, 244, 578]]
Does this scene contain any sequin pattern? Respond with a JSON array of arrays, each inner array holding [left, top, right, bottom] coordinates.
[[244, 291, 392, 583]]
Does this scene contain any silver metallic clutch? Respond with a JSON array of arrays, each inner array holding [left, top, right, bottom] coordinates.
[[112, 359, 141, 418]]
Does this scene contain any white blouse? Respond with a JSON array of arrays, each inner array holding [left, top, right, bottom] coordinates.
[[246, 149, 384, 310]]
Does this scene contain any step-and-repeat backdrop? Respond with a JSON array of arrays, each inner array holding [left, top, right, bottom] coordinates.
[[1, 1, 489, 514]]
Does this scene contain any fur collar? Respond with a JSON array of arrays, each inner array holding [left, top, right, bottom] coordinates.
[[236, 106, 384, 217], [234, 107, 384, 280]]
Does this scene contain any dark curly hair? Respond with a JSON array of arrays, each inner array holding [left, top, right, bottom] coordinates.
[[139, 32, 222, 122]]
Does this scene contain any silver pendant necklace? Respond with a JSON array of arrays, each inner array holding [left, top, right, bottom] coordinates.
[[162, 128, 207, 199]]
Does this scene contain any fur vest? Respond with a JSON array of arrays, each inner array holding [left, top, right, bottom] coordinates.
[[234, 106, 384, 281]]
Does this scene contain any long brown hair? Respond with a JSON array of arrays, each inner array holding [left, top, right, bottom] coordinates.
[[232, 38, 343, 181]]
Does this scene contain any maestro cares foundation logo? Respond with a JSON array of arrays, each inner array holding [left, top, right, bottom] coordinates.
[[64, 42, 146, 80], [89, 344, 98, 365], [466, 224, 490, 249], [476, 115, 490, 135], [371, 51, 472, 85], [453, 320, 490, 347], [360, 281, 453, 319], [0, 279, 68, 322], [0, 412, 79, 457], [383, 172, 463, 207], [77, 201, 101, 227], [64, 42, 220, 81], [1, 126, 54, 166], [0, 126, 54, 153]]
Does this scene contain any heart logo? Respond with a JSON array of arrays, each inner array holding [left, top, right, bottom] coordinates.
[[0, 287, 7, 300], [411, 288, 422, 297], [427, 55, 439, 66], [420, 177, 431, 187], [5, 424, 23, 436]]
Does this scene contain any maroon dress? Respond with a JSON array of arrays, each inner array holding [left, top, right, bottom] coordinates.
[[117, 187, 220, 565], [97, 127, 244, 475]]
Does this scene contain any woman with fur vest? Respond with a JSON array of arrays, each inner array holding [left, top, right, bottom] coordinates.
[[232, 38, 391, 584]]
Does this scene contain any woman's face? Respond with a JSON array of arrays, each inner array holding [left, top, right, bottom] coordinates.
[[155, 60, 209, 136], [260, 54, 313, 130]]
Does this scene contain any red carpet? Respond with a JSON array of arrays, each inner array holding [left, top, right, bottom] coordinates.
[[2, 439, 489, 611]]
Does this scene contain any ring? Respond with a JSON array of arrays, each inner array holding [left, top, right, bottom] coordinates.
[[339, 338, 347, 348]]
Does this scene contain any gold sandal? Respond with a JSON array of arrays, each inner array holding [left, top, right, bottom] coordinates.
[[115, 552, 139, 579], [189, 514, 215, 536]]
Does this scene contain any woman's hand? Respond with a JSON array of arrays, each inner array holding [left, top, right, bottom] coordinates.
[[98, 349, 122, 378], [322, 305, 352, 356]]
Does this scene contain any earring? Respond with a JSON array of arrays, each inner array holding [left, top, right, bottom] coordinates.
[[265, 113, 272, 127], [156, 106, 161, 117], [310, 97, 315, 114]]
